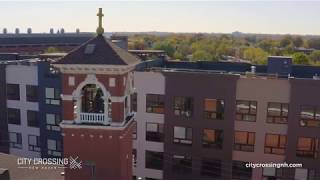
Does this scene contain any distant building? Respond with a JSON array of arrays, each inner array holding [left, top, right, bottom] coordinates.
[[294, 47, 315, 55], [0, 32, 94, 55]]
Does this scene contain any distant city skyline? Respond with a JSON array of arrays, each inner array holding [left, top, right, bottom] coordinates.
[[1, 1, 320, 35]]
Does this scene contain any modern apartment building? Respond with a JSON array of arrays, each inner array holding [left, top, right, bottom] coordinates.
[[0, 59, 62, 158], [132, 57, 320, 180]]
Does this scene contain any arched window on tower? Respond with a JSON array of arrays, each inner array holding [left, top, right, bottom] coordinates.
[[81, 84, 104, 113]]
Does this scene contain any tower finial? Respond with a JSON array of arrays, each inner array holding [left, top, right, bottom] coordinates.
[[96, 8, 104, 35]]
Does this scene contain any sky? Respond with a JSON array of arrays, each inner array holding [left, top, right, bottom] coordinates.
[[1, 1, 320, 35]]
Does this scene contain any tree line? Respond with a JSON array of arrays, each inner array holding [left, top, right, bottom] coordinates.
[[128, 34, 320, 66]]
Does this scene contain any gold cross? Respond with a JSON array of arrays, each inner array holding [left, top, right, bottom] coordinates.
[[96, 8, 104, 35]]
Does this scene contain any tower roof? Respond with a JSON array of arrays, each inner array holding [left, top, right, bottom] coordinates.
[[54, 35, 140, 65]]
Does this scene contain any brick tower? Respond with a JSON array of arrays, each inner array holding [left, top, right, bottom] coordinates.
[[53, 8, 139, 180]]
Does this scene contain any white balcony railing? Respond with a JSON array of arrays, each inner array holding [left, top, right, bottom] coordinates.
[[79, 113, 109, 125]]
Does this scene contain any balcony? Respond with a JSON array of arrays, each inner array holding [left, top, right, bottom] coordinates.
[[79, 113, 109, 125]]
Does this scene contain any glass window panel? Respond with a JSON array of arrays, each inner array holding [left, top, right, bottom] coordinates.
[[174, 126, 186, 139], [186, 128, 192, 139], [29, 135, 37, 145], [158, 124, 164, 133], [250, 101, 257, 114], [268, 103, 281, 116], [235, 131, 247, 144], [263, 167, 276, 176], [300, 106, 315, 120], [297, 137, 312, 151], [248, 133, 255, 145], [295, 168, 308, 180], [265, 134, 279, 147], [205, 99, 216, 111], [47, 139, 56, 150], [45, 88, 54, 99], [316, 109, 320, 120], [279, 135, 287, 147], [9, 133, 17, 142], [46, 114, 56, 125], [282, 104, 289, 117], [204, 129, 215, 142], [237, 101, 250, 113], [147, 123, 158, 132]]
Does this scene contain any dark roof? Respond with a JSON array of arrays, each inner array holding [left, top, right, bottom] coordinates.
[[0, 33, 94, 46], [55, 35, 140, 65], [138, 58, 320, 79]]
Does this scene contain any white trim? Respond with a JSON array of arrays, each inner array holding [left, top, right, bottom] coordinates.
[[110, 96, 126, 102], [61, 94, 73, 101], [62, 94, 126, 103], [60, 119, 134, 130], [53, 64, 137, 75]]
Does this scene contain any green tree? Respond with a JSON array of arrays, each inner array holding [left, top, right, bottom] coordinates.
[[243, 47, 268, 64], [307, 38, 320, 49], [293, 36, 304, 47], [280, 35, 292, 48], [152, 41, 175, 57], [309, 50, 320, 62], [192, 50, 213, 61], [292, 52, 310, 65]]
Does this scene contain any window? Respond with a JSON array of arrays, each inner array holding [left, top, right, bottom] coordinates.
[[47, 139, 62, 157], [7, 108, 21, 125], [201, 158, 221, 177], [267, 102, 288, 124], [146, 123, 164, 142], [300, 105, 320, 128], [202, 129, 223, 149], [174, 96, 193, 117], [234, 131, 255, 152], [262, 167, 284, 180], [45, 88, 60, 105], [265, 134, 287, 155], [173, 126, 192, 145], [27, 110, 39, 127], [204, 99, 224, 120], [132, 122, 137, 139], [109, 78, 115, 87], [131, 93, 137, 112], [46, 113, 61, 131], [133, 149, 137, 167], [7, 84, 20, 100], [232, 161, 252, 180], [236, 100, 257, 122], [84, 44, 96, 54], [26, 85, 38, 102], [145, 151, 163, 170], [68, 76, 75, 86], [9, 132, 22, 149], [294, 168, 316, 180], [296, 137, 319, 159], [172, 155, 192, 174], [146, 94, 164, 114], [28, 135, 40, 152]]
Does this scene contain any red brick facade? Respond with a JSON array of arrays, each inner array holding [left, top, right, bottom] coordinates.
[[63, 121, 134, 180], [60, 71, 133, 180]]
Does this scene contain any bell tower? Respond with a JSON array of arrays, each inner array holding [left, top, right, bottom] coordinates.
[[53, 8, 139, 180]]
